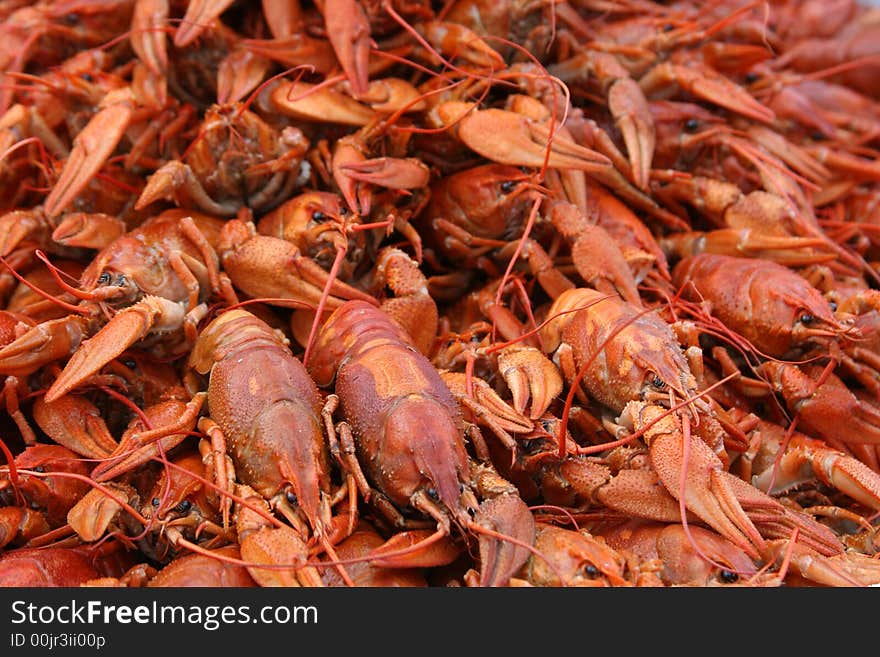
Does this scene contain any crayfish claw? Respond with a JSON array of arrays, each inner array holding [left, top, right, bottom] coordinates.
[[0, 316, 89, 379], [470, 493, 536, 587], [640, 62, 775, 125], [497, 346, 563, 420], [764, 540, 880, 587], [607, 77, 656, 191], [45, 297, 184, 402], [440, 370, 532, 447], [321, 0, 372, 99], [173, 0, 234, 48], [234, 484, 319, 587], [44, 103, 133, 218], [130, 0, 169, 74], [620, 401, 767, 559], [444, 106, 612, 172]]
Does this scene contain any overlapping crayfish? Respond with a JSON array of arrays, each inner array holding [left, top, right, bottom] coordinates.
[[2, 0, 880, 587]]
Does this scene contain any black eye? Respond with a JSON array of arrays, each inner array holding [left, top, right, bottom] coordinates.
[[684, 118, 700, 132], [426, 487, 439, 500], [583, 564, 600, 579], [151, 497, 160, 507], [652, 375, 666, 389], [829, 301, 838, 312], [286, 491, 298, 506], [338, 206, 349, 216], [719, 570, 738, 583], [97, 272, 111, 285], [811, 131, 827, 141], [799, 313, 814, 325], [33, 465, 45, 473], [122, 359, 137, 369], [175, 500, 192, 513], [114, 274, 127, 287], [312, 210, 327, 222], [500, 181, 516, 193], [663, 23, 675, 32], [744, 72, 759, 83]]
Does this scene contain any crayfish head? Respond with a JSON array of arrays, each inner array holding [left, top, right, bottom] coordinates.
[[290, 192, 369, 267], [3, 445, 91, 525], [635, 355, 706, 427], [525, 523, 629, 587], [375, 393, 475, 533], [635, 341, 698, 403], [307, 222, 365, 279], [141, 452, 212, 529], [258, 191, 352, 248], [790, 306, 855, 353], [91, 270, 140, 303], [439, 163, 538, 239]]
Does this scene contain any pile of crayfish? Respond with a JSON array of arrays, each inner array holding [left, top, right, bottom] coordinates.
[[1, 0, 880, 588]]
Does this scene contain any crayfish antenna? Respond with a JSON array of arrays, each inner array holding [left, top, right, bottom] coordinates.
[[33, 251, 102, 302], [0, 254, 93, 310], [317, 534, 355, 588], [302, 244, 348, 368]]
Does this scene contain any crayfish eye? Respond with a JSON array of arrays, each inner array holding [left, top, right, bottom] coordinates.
[[122, 359, 137, 370], [32, 465, 45, 473], [312, 210, 327, 222], [426, 487, 439, 501], [97, 272, 111, 285], [80, 73, 93, 82], [684, 118, 700, 132], [829, 301, 838, 312], [338, 206, 349, 216], [799, 313, 815, 325], [719, 570, 739, 584], [744, 72, 760, 84], [651, 374, 666, 390], [663, 23, 675, 32], [583, 564, 600, 579], [811, 131, 827, 141], [286, 491, 298, 506], [500, 180, 517, 194], [114, 274, 127, 287], [175, 500, 192, 513], [151, 497, 160, 507]]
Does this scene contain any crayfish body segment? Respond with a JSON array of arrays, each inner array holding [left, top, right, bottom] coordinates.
[[672, 253, 852, 358], [187, 308, 333, 538], [308, 299, 536, 585]]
